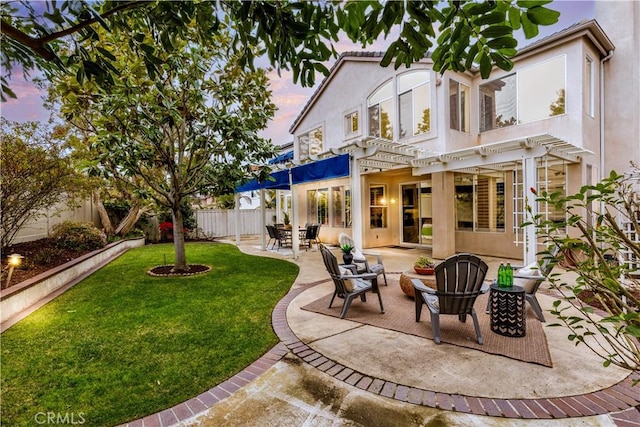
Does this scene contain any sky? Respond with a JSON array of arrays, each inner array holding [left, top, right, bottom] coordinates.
[[0, 1, 594, 146]]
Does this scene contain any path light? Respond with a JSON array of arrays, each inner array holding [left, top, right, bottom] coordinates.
[[5, 253, 24, 289]]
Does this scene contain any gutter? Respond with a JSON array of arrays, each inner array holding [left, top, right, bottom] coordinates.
[[600, 49, 614, 179]]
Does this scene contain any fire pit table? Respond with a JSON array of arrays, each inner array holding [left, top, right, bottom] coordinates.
[[399, 270, 437, 298]]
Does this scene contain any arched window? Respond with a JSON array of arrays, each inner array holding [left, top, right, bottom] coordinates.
[[367, 81, 393, 139]]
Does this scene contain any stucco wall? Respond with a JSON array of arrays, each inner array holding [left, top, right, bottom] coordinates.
[[596, 1, 640, 176]]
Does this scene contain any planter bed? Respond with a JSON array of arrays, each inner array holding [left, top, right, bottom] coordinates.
[[0, 237, 144, 327]]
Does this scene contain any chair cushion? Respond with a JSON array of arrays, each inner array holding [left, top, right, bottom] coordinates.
[[352, 248, 366, 262], [338, 266, 355, 292], [514, 263, 540, 293]]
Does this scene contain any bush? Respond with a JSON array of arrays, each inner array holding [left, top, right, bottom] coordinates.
[[50, 221, 107, 251]]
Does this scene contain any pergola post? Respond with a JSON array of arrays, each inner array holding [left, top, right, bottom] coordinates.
[[523, 156, 538, 265]]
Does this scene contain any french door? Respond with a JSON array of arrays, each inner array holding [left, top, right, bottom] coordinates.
[[401, 181, 432, 246]]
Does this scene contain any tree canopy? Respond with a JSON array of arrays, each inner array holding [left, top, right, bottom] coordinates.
[[0, 118, 90, 249], [1, 0, 560, 100], [49, 20, 277, 270]]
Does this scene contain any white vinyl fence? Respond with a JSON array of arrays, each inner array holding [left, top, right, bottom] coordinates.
[[195, 209, 275, 238]]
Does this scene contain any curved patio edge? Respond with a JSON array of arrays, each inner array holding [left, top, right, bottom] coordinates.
[[122, 280, 640, 427]]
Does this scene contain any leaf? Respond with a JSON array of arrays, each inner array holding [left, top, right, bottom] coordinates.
[[486, 37, 518, 49], [480, 25, 513, 39], [527, 6, 561, 25], [508, 7, 521, 30], [468, 2, 497, 15], [479, 51, 492, 79], [521, 12, 539, 39], [473, 11, 506, 26], [96, 47, 116, 62]]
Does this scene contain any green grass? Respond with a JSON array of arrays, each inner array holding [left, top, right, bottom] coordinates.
[[1, 242, 298, 426]]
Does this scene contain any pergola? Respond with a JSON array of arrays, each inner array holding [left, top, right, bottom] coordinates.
[[236, 133, 591, 263]]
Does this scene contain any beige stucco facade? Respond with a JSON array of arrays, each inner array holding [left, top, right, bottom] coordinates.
[[280, 8, 637, 264]]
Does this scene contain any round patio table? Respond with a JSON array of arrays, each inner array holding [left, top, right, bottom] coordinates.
[[399, 270, 437, 298]]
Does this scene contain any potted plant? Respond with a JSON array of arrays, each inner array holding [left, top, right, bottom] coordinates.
[[283, 211, 292, 229], [340, 243, 354, 265], [414, 256, 435, 275]]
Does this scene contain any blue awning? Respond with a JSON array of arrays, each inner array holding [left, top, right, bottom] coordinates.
[[268, 150, 294, 164], [235, 154, 350, 193]]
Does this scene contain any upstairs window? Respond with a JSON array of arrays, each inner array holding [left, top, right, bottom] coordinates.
[[449, 79, 470, 133], [398, 71, 431, 138], [345, 111, 359, 136], [480, 55, 566, 132], [298, 126, 323, 157], [585, 56, 594, 117], [368, 81, 393, 140]]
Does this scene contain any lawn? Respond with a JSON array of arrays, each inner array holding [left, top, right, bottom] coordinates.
[[0, 242, 298, 426]]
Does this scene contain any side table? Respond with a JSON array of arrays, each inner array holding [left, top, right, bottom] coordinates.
[[489, 283, 526, 337]]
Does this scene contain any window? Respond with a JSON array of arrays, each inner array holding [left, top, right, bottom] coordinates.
[[479, 74, 517, 132], [586, 56, 594, 117], [449, 79, 470, 133], [368, 81, 393, 139], [455, 173, 505, 232], [370, 184, 387, 228], [331, 186, 344, 227], [398, 71, 431, 138], [298, 126, 323, 157], [345, 111, 359, 135], [480, 56, 566, 132], [307, 188, 329, 225]]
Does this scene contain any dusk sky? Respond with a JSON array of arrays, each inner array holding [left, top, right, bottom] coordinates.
[[1, 1, 593, 146]]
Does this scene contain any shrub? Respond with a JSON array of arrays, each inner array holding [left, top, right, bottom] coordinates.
[[50, 221, 107, 251]]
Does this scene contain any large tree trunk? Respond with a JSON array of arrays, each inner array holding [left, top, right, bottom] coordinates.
[[114, 205, 145, 236], [93, 189, 114, 236], [172, 208, 188, 272]]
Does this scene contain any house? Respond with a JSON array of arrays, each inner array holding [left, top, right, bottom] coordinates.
[[238, 3, 638, 263]]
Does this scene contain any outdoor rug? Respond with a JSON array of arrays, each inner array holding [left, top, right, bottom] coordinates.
[[301, 279, 553, 367]]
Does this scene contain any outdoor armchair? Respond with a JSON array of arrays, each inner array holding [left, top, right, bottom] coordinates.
[[337, 233, 388, 286], [412, 253, 489, 345], [320, 244, 385, 319]]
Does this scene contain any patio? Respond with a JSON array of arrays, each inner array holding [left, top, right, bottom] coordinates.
[[125, 237, 640, 426]]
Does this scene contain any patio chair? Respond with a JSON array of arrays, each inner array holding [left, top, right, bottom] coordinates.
[[300, 224, 320, 250], [338, 233, 387, 285], [265, 225, 277, 249], [412, 253, 489, 345], [320, 244, 384, 319], [267, 225, 290, 250]]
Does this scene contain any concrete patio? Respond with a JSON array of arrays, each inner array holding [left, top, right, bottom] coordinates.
[[125, 237, 640, 426]]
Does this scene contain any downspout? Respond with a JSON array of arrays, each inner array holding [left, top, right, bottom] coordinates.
[[600, 49, 614, 179]]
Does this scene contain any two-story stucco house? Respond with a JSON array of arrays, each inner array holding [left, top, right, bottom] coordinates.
[[243, 2, 639, 264]]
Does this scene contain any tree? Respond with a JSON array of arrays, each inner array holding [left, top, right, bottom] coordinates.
[[1, 1, 561, 100], [549, 88, 566, 116], [527, 164, 640, 371], [0, 118, 89, 249], [50, 22, 277, 271]]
